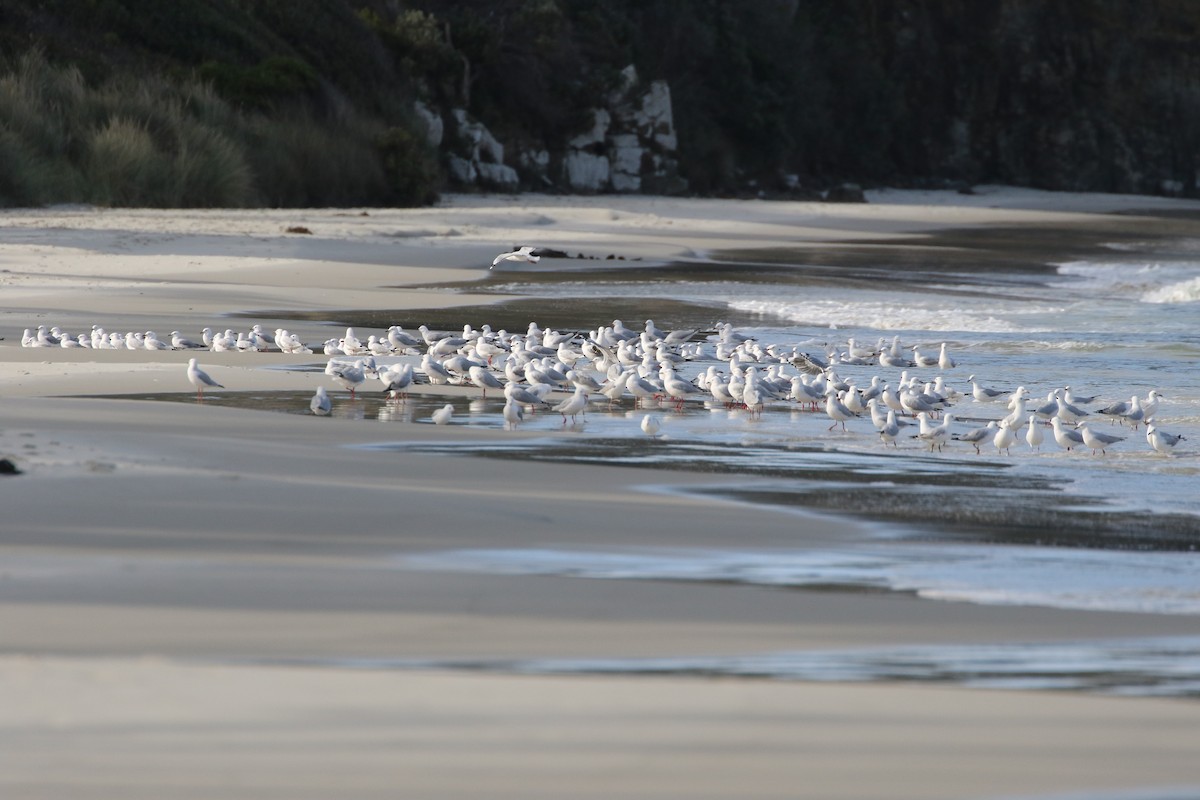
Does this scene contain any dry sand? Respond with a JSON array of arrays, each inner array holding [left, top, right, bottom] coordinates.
[[3, 187, 1200, 799]]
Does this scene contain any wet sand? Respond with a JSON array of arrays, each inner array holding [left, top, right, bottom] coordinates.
[[3, 188, 1200, 799]]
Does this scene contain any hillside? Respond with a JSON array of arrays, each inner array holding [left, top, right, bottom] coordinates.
[[2, 0, 1198, 207]]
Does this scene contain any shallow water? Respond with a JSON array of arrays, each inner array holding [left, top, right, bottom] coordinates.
[[127, 219, 1200, 628], [258, 635, 1200, 698]]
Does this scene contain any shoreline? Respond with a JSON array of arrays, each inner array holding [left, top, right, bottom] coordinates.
[[3, 188, 1200, 799]]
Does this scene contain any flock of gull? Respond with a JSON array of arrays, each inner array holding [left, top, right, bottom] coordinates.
[[20, 312, 1187, 458]]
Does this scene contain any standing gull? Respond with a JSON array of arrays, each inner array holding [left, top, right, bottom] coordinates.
[[992, 420, 1018, 456], [1146, 424, 1185, 455], [553, 387, 589, 424], [640, 414, 662, 437], [1050, 417, 1086, 452], [310, 386, 332, 416], [953, 420, 998, 455], [1025, 415, 1044, 451], [1078, 421, 1125, 455], [502, 400, 525, 430], [186, 358, 223, 401], [468, 365, 504, 399], [825, 388, 857, 432]]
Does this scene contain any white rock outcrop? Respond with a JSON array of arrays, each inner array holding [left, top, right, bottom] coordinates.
[[436, 64, 684, 194], [564, 151, 611, 191], [413, 101, 443, 149], [561, 65, 683, 193]]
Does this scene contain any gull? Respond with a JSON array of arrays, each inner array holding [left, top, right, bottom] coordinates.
[[1031, 391, 1060, 422], [644, 319, 668, 341], [505, 381, 551, 410], [431, 403, 454, 425], [1005, 386, 1031, 411], [170, 330, 203, 350], [1078, 421, 1125, 455], [210, 329, 236, 352], [937, 343, 956, 370], [881, 384, 905, 415], [709, 375, 737, 407], [388, 326, 423, 350], [992, 420, 1018, 456], [1098, 397, 1132, 421], [867, 398, 890, 430], [1146, 424, 1185, 455], [911, 346, 939, 368], [567, 369, 604, 393], [662, 327, 697, 345], [379, 363, 414, 401], [1119, 396, 1146, 429], [367, 336, 393, 356], [1055, 395, 1089, 425], [475, 338, 508, 365], [553, 387, 589, 423], [502, 400, 525, 429], [310, 386, 332, 416], [741, 369, 765, 417], [791, 351, 829, 376], [468, 365, 504, 398], [917, 412, 953, 452], [1001, 395, 1030, 431], [341, 327, 365, 354], [879, 409, 903, 447], [879, 349, 915, 369], [640, 414, 662, 437], [846, 337, 877, 360], [825, 388, 857, 431], [790, 376, 824, 410], [491, 246, 540, 269], [35, 325, 59, 347], [599, 370, 633, 405], [326, 359, 366, 397], [1050, 417, 1085, 452], [1025, 415, 1044, 451], [968, 375, 1007, 403], [1142, 390, 1163, 421], [143, 331, 171, 351], [953, 420, 998, 455], [186, 358, 223, 400], [842, 385, 866, 414], [1063, 386, 1097, 405], [661, 369, 703, 407], [420, 354, 455, 385], [899, 388, 938, 417], [250, 324, 274, 351]]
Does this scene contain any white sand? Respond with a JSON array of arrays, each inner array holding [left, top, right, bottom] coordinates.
[[3, 188, 1200, 799]]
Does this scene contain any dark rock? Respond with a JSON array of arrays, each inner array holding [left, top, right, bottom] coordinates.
[[824, 183, 867, 203], [0, 458, 21, 475]]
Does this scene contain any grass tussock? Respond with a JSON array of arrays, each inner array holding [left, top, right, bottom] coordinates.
[[0, 51, 437, 208]]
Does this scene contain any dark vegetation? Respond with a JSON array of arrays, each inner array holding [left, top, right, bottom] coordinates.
[[1, 0, 1198, 207]]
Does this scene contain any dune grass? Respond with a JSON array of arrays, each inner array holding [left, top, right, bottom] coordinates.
[[0, 51, 436, 208]]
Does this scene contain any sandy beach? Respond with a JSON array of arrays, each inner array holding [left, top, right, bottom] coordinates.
[[3, 187, 1200, 799]]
